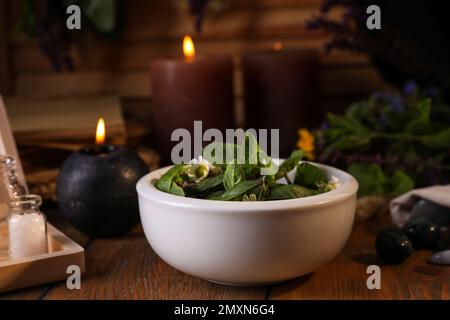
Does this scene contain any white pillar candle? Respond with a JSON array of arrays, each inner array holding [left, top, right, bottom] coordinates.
[[8, 212, 48, 259]]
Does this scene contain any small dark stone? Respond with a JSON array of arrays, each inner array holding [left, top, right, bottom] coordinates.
[[375, 228, 413, 264], [411, 199, 450, 226], [403, 218, 440, 249], [428, 250, 450, 265]]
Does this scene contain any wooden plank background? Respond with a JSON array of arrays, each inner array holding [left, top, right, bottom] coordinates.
[[4, 0, 388, 115]]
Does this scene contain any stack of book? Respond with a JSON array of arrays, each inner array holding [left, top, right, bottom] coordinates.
[[6, 95, 126, 150], [4, 96, 127, 201]]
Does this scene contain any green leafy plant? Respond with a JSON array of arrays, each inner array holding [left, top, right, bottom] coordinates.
[[155, 133, 339, 201], [307, 84, 450, 197], [347, 164, 414, 197]]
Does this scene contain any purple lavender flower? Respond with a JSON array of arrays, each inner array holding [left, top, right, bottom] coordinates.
[[403, 81, 417, 95], [373, 92, 404, 113]]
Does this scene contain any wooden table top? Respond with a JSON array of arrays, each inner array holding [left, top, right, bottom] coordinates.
[[1, 208, 449, 300]]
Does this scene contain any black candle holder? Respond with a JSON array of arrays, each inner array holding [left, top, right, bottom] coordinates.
[[56, 145, 149, 237]]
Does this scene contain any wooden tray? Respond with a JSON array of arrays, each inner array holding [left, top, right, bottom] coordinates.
[[0, 223, 85, 293]]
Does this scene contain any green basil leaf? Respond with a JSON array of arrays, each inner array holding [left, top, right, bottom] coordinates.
[[203, 142, 243, 165], [248, 184, 264, 200], [223, 161, 245, 191], [206, 190, 225, 200], [243, 131, 259, 165], [243, 164, 261, 180], [294, 162, 327, 189], [186, 174, 224, 194], [258, 148, 278, 176], [219, 179, 261, 201], [276, 150, 305, 179], [265, 175, 277, 186], [268, 184, 317, 200], [169, 183, 185, 196], [155, 164, 186, 196]]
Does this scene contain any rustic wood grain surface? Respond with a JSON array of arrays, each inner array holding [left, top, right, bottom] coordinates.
[[0, 209, 448, 300]]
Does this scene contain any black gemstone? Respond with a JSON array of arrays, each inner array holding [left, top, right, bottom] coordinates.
[[375, 228, 413, 264], [411, 199, 450, 226], [437, 228, 450, 251], [403, 218, 440, 250]]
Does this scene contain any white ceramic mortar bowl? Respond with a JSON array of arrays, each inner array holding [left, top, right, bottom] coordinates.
[[136, 162, 358, 286]]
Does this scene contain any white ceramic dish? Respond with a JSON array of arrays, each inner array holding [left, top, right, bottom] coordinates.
[[136, 162, 358, 286]]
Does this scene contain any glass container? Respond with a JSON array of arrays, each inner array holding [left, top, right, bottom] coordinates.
[[0, 155, 27, 222], [7, 194, 48, 259]]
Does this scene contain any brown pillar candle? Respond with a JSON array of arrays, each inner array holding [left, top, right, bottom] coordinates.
[[151, 36, 235, 164], [242, 47, 321, 158]]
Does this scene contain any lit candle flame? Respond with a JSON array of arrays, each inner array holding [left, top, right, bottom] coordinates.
[[95, 117, 106, 145], [183, 35, 196, 62], [273, 42, 283, 51]]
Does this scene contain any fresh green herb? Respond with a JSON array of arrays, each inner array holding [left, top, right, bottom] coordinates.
[[185, 174, 224, 195], [275, 150, 305, 181], [301, 87, 450, 196], [155, 132, 337, 201], [268, 184, 318, 200], [294, 162, 327, 189], [348, 163, 414, 197], [220, 179, 261, 201], [207, 190, 226, 200], [155, 164, 186, 197], [223, 160, 245, 191]]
